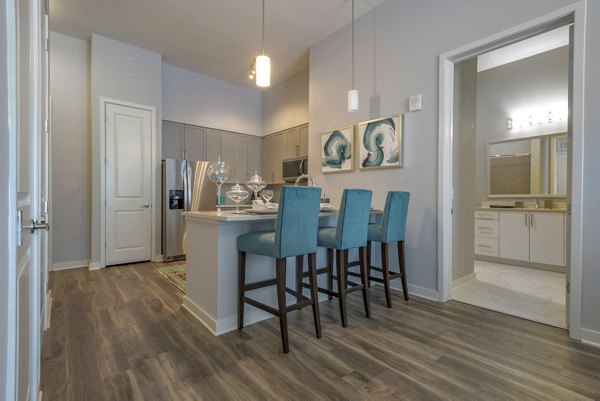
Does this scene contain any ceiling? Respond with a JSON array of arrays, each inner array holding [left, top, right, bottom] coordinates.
[[50, 0, 388, 88]]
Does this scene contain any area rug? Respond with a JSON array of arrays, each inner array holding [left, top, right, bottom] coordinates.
[[155, 264, 186, 293]]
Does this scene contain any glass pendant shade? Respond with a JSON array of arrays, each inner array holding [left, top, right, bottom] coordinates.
[[256, 55, 270, 87], [348, 89, 359, 113]]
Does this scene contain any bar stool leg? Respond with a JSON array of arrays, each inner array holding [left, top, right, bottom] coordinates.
[[238, 251, 246, 330], [308, 253, 322, 338], [398, 240, 409, 301], [381, 242, 392, 308], [275, 258, 289, 353], [366, 241, 372, 288], [344, 250, 349, 289], [359, 246, 371, 318], [336, 249, 348, 328], [327, 248, 334, 300], [295, 255, 304, 303]]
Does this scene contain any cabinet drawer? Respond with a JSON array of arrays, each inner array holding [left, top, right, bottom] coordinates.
[[474, 237, 499, 257], [474, 210, 499, 220], [474, 219, 499, 238]]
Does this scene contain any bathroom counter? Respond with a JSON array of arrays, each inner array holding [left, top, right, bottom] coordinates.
[[475, 207, 566, 213]]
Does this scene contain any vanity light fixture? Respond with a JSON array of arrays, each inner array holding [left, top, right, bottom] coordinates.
[[507, 105, 567, 130], [347, 0, 358, 112], [254, 0, 270, 87]]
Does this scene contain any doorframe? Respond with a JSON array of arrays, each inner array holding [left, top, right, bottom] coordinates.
[[2, 0, 18, 398], [437, 1, 585, 340], [98, 97, 157, 269]]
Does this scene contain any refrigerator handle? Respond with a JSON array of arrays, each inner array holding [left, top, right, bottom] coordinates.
[[184, 162, 190, 212]]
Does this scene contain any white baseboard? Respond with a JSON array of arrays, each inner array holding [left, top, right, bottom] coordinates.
[[452, 272, 476, 289], [153, 254, 163, 262], [51, 260, 89, 271], [89, 262, 104, 270], [581, 328, 600, 348], [182, 296, 273, 336], [387, 281, 439, 301]]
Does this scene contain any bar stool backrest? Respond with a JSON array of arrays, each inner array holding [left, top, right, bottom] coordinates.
[[380, 191, 410, 243], [275, 186, 322, 258], [336, 189, 373, 250]]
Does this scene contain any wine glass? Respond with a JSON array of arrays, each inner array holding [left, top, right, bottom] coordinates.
[[245, 171, 266, 201], [226, 182, 249, 214], [207, 157, 231, 215], [261, 189, 273, 204]]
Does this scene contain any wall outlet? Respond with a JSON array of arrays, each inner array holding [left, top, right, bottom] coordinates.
[[409, 94, 422, 111]]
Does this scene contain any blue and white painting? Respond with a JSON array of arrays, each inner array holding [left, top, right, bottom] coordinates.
[[321, 125, 353, 173], [358, 115, 403, 169]]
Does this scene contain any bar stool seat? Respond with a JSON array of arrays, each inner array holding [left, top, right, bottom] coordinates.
[[306, 189, 372, 328], [238, 186, 322, 354]]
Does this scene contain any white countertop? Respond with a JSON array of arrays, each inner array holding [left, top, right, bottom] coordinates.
[[183, 210, 341, 222], [475, 207, 566, 213]]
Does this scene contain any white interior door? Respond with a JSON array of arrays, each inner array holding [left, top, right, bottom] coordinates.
[[105, 103, 152, 266], [6, 0, 45, 399]]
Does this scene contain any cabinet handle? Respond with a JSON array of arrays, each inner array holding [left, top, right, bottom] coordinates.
[[478, 244, 493, 249], [531, 214, 535, 229], [478, 213, 493, 220], [525, 214, 528, 227], [296, 144, 299, 156]]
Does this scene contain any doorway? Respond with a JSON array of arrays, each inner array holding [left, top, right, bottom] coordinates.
[[103, 101, 155, 266], [438, 4, 585, 340]]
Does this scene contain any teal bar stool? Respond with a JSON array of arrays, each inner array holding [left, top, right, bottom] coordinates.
[[366, 191, 410, 307], [312, 189, 372, 327], [237, 186, 322, 354]]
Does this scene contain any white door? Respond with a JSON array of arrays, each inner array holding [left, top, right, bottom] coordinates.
[[2, 0, 46, 399], [105, 103, 153, 265]]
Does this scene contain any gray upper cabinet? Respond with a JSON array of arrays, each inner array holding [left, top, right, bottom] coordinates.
[[163, 120, 261, 183], [299, 124, 308, 157], [184, 125, 206, 161], [247, 136, 262, 181], [234, 135, 248, 182], [162, 121, 184, 160], [262, 131, 286, 184], [205, 129, 221, 162], [220, 132, 236, 181], [285, 123, 309, 158]]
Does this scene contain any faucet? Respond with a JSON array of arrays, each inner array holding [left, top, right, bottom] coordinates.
[[294, 174, 316, 187]]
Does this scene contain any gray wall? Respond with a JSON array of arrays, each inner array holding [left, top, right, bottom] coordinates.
[[50, 32, 90, 269], [90, 34, 162, 266], [452, 59, 477, 282], [262, 70, 309, 135], [162, 63, 262, 136], [308, 0, 600, 337], [475, 46, 569, 203], [581, 0, 600, 341]]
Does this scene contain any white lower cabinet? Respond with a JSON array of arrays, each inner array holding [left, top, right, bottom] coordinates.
[[474, 210, 499, 257], [497, 210, 565, 266]]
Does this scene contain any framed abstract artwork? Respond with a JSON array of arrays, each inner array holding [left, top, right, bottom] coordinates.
[[358, 114, 403, 170], [321, 125, 354, 173]]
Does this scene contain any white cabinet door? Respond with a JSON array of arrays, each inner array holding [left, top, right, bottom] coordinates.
[[499, 211, 529, 261], [286, 127, 299, 158], [162, 121, 184, 160], [184, 125, 206, 161], [529, 212, 565, 266]]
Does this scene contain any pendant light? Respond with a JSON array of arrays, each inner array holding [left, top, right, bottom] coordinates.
[[348, 0, 358, 112], [255, 0, 270, 87]]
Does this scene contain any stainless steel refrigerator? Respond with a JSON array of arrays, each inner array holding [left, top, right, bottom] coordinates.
[[162, 159, 216, 261]]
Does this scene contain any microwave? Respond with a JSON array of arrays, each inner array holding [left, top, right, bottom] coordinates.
[[282, 156, 308, 182]]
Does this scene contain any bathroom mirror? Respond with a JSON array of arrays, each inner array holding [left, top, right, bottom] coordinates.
[[488, 133, 567, 197]]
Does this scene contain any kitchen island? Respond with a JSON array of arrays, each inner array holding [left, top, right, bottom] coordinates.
[[181, 210, 380, 335]]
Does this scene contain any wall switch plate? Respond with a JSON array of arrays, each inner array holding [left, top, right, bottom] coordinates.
[[409, 94, 422, 111]]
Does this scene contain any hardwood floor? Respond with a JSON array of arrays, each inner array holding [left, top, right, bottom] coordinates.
[[41, 262, 600, 401]]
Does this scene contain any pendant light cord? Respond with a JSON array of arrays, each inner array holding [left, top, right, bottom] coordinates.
[[351, 0, 355, 90], [262, 0, 265, 55]]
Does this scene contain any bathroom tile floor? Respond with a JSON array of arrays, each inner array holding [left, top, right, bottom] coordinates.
[[452, 260, 566, 328]]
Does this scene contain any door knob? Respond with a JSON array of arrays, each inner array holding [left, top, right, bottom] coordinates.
[[142, 203, 151, 208]]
